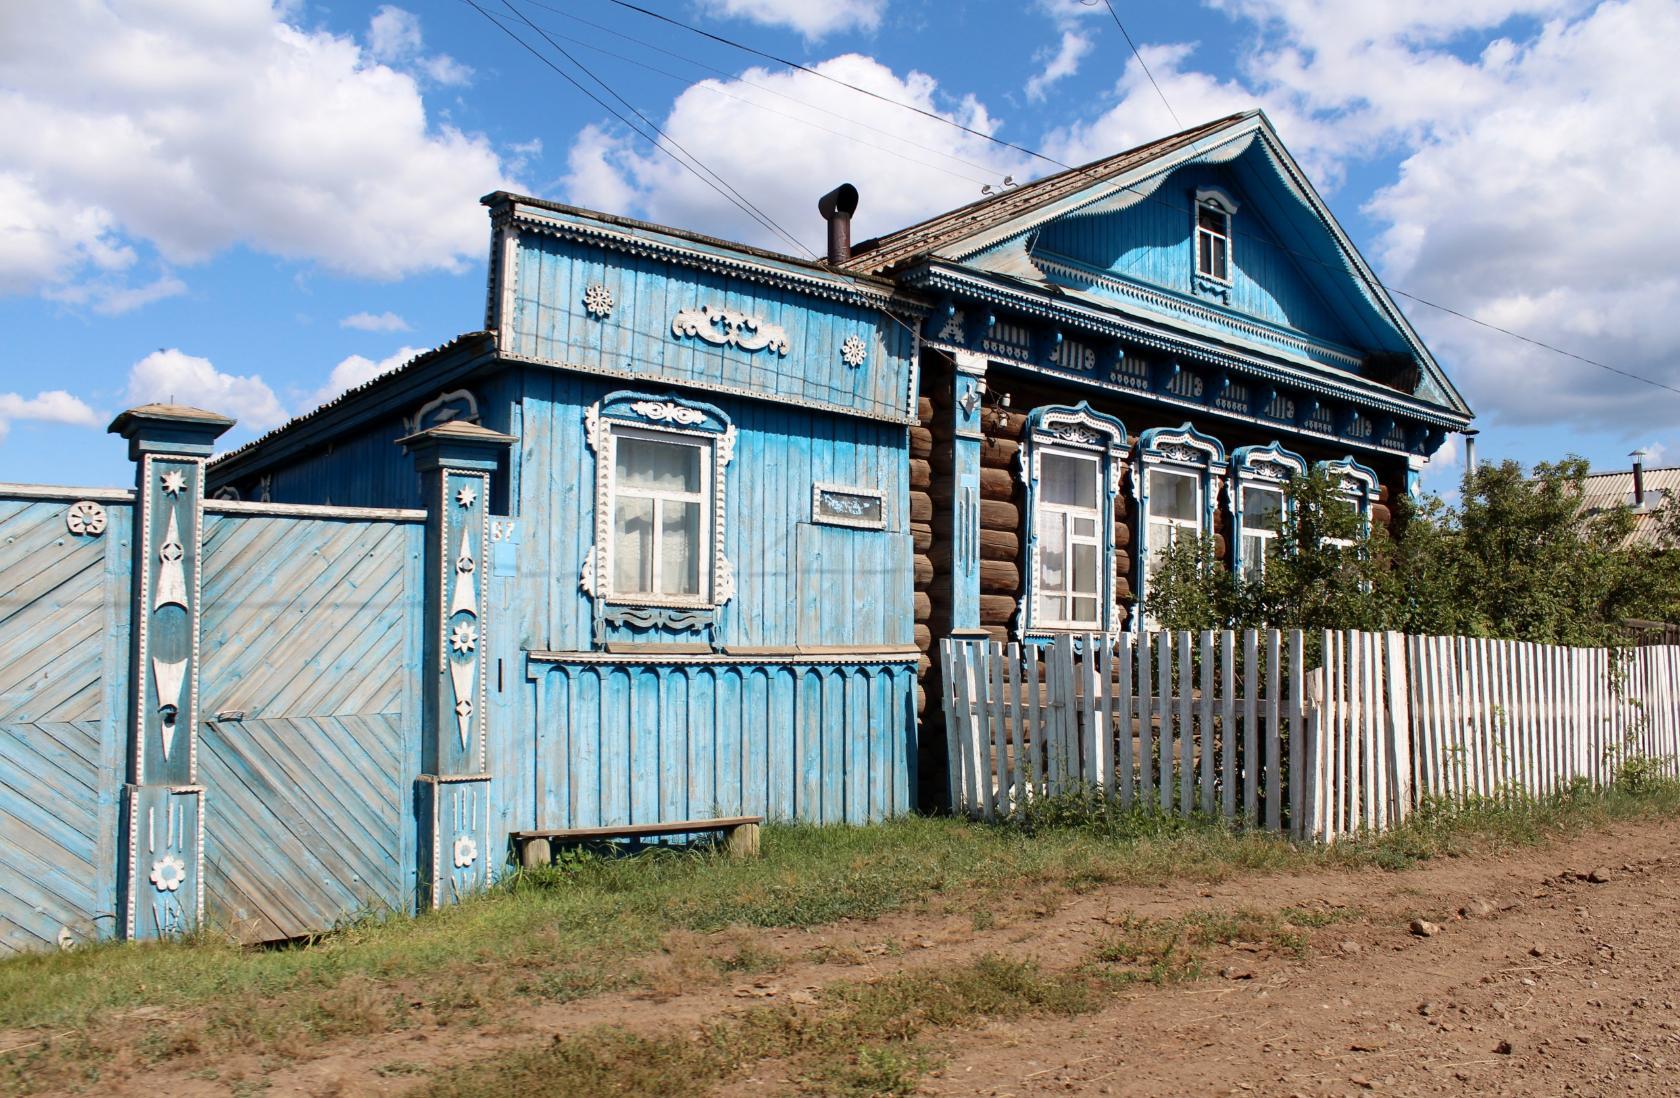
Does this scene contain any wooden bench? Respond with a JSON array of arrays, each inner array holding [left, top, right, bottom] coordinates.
[[512, 815, 763, 868]]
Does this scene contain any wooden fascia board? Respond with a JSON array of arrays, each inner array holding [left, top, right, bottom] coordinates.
[[496, 351, 922, 427], [915, 264, 1470, 430], [209, 345, 505, 482], [504, 201, 915, 312]]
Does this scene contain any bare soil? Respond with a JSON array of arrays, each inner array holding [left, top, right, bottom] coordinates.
[[42, 819, 1680, 1096]]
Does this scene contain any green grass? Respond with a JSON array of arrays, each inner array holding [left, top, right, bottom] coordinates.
[[1, 778, 1677, 1094]]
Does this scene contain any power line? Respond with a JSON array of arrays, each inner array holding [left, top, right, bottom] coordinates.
[[461, 0, 807, 255], [1099, 0, 1181, 130], [492, 0, 814, 258], [529, 1, 1680, 405]]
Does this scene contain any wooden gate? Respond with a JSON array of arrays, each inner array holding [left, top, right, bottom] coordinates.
[[196, 503, 424, 941], [0, 491, 129, 953]]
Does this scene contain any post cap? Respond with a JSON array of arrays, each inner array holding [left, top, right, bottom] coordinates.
[[398, 419, 516, 472], [108, 403, 236, 460]]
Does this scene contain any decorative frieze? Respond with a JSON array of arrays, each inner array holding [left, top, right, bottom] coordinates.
[[671, 304, 790, 356]]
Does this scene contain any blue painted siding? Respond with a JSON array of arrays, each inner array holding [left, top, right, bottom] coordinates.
[[1035, 163, 1357, 346], [507, 366, 913, 654], [198, 510, 424, 941], [515, 659, 916, 829], [0, 495, 128, 952], [506, 232, 916, 424]]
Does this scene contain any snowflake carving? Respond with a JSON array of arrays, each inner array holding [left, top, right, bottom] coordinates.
[[453, 835, 478, 869], [65, 500, 107, 537], [160, 470, 187, 496], [583, 283, 614, 319], [455, 485, 477, 509], [450, 621, 478, 654], [150, 854, 187, 893], [840, 334, 868, 368]]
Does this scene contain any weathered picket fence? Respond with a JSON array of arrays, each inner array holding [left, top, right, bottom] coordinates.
[[940, 631, 1680, 841]]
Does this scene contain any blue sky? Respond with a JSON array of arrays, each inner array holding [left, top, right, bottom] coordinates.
[[3, 0, 1677, 490]]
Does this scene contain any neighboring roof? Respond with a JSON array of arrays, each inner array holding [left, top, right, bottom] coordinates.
[[842, 110, 1472, 425], [210, 331, 495, 473], [1581, 467, 1680, 548], [842, 112, 1250, 277]]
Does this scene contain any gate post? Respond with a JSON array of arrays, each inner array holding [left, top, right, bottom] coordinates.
[[109, 403, 234, 940], [401, 421, 515, 908]]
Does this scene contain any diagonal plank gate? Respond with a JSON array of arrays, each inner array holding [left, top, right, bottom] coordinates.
[[941, 629, 1680, 840], [0, 406, 513, 952]]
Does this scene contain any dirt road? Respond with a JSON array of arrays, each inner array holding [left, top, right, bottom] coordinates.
[[70, 819, 1680, 1097]]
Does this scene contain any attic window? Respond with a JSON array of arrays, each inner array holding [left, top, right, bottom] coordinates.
[[1196, 202, 1231, 282]]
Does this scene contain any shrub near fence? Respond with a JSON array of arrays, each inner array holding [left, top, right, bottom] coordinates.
[[940, 631, 1680, 841]]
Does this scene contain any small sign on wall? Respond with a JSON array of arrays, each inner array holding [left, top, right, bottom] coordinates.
[[811, 483, 886, 530]]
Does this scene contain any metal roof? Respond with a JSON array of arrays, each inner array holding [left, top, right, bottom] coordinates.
[[210, 331, 494, 470], [1580, 466, 1680, 547], [839, 112, 1252, 276]]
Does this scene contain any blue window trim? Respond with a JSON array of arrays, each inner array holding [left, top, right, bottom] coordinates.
[[1229, 441, 1308, 577], [1019, 401, 1129, 641], [1135, 421, 1228, 625]]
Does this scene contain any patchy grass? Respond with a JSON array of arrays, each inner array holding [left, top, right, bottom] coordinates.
[[1, 780, 1677, 1094]]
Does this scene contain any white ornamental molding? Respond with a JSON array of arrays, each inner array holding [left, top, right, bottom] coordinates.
[[452, 835, 478, 869], [149, 853, 186, 893], [629, 400, 706, 425], [671, 304, 790, 356], [65, 500, 107, 537], [840, 333, 868, 368], [583, 282, 614, 319]]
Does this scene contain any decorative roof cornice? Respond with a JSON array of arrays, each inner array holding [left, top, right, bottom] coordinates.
[[913, 264, 1469, 429]]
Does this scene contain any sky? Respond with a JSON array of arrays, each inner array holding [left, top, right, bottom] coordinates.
[[2, 0, 1678, 492]]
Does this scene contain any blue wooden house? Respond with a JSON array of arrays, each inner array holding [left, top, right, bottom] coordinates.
[[0, 111, 1472, 950]]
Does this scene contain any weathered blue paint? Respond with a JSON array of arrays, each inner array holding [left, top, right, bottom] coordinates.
[[197, 508, 424, 941], [0, 492, 129, 952]]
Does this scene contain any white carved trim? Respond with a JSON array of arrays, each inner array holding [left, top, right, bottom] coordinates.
[[811, 482, 888, 530], [65, 500, 107, 536], [671, 304, 790, 356], [408, 389, 480, 434], [629, 400, 705, 425], [840, 333, 868, 368]]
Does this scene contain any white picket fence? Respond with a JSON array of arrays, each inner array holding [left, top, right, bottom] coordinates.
[[940, 630, 1680, 840]]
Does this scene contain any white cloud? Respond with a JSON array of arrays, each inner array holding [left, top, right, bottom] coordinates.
[[1026, 30, 1093, 102], [0, 390, 102, 446], [125, 349, 286, 431], [43, 272, 188, 316], [696, 0, 885, 39], [562, 55, 1030, 254], [366, 5, 473, 86], [0, 0, 509, 309], [306, 345, 425, 408], [340, 310, 412, 332], [1041, 0, 1680, 438]]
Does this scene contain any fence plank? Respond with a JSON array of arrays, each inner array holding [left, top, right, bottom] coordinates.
[[1116, 634, 1133, 808], [1157, 631, 1174, 812], [1220, 629, 1236, 819], [1079, 634, 1099, 790], [1199, 630, 1216, 816], [1241, 628, 1259, 821], [1385, 631, 1411, 825], [1097, 640, 1115, 798], [1265, 629, 1282, 830], [1178, 631, 1194, 817], [1137, 632, 1153, 805], [1287, 630, 1305, 833]]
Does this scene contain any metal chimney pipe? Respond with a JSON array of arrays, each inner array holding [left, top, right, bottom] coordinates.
[[1632, 449, 1647, 508], [817, 183, 859, 265], [1463, 429, 1479, 476]]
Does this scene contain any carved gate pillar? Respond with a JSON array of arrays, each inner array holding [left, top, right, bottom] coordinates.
[[946, 350, 988, 634], [401, 421, 515, 908], [109, 403, 235, 940]]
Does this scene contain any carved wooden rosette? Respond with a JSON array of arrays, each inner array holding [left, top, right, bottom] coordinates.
[[108, 403, 232, 940]]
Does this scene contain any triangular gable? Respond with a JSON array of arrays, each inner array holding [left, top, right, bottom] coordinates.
[[849, 113, 1470, 420]]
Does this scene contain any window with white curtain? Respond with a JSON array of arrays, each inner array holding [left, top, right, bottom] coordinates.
[[1196, 202, 1231, 282], [1034, 448, 1103, 627], [1238, 484, 1283, 578], [608, 426, 711, 601], [1145, 466, 1203, 578]]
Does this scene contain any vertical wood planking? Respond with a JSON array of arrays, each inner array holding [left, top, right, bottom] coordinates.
[[1025, 642, 1044, 800], [1116, 633, 1134, 808], [1265, 629, 1282, 830], [1287, 630, 1304, 832], [1384, 631, 1411, 825], [1221, 629, 1236, 819], [1138, 632, 1154, 806], [1178, 631, 1194, 817], [1199, 630, 1216, 816], [1006, 642, 1024, 810], [1097, 640, 1116, 799], [1242, 628, 1259, 821], [1157, 631, 1173, 812]]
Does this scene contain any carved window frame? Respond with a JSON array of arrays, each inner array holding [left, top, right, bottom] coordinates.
[[582, 391, 736, 618], [1020, 401, 1129, 640], [1314, 455, 1381, 551], [1136, 422, 1228, 625], [1192, 186, 1239, 302], [1229, 442, 1308, 579]]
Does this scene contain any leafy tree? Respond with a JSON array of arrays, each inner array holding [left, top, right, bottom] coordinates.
[[1144, 456, 1680, 645]]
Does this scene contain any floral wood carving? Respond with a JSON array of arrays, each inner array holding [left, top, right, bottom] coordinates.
[[671, 304, 790, 356]]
